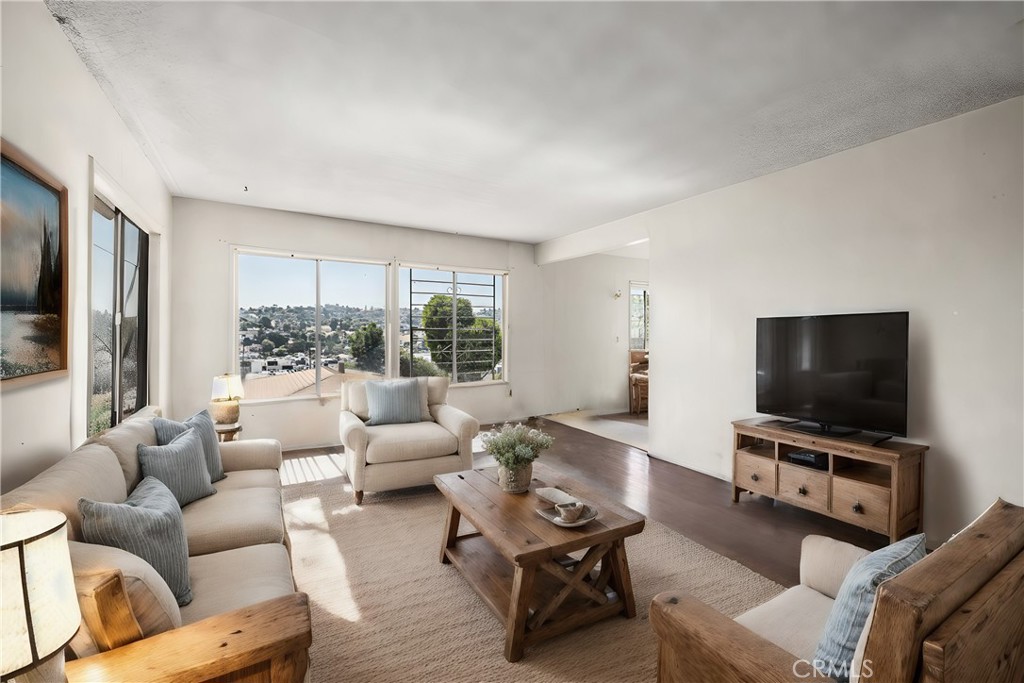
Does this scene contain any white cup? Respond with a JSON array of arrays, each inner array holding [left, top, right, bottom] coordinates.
[[555, 501, 584, 522]]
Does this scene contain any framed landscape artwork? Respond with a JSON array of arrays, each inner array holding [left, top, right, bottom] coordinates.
[[1, 140, 68, 388]]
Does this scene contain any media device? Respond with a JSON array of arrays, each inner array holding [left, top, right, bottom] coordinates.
[[788, 449, 829, 470], [756, 312, 909, 438]]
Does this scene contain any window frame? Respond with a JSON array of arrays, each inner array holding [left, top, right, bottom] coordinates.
[[88, 193, 151, 434], [230, 250, 509, 403], [231, 246, 393, 404], [628, 280, 650, 351], [398, 262, 509, 388]]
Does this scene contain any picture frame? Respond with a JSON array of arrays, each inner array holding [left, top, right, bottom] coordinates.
[[1, 139, 69, 389]]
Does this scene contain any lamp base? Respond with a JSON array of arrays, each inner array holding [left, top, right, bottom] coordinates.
[[15, 649, 67, 683], [209, 400, 240, 424]]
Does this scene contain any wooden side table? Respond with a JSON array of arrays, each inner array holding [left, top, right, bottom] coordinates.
[[214, 422, 242, 442]]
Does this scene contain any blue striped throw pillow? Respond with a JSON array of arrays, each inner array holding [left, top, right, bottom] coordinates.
[[365, 379, 422, 426], [814, 533, 926, 682], [138, 427, 216, 506], [153, 410, 225, 482], [80, 476, 193, 606]]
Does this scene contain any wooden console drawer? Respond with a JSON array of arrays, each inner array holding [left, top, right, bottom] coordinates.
[[735, 452, 776, 497], [832, 478, 890, 535], [778, 462, 829, 514]]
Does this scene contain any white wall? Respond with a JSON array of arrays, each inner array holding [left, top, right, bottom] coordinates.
[[625, 97, 1021, 543], [171, 198, 539, 445], [171, 198, 647, 448], [0, 1, 172, 491], [541, 255, 649, 412]]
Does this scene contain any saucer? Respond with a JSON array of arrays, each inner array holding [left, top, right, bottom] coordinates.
[[536, 504, 598, 528], [535, 487, 579, 506]]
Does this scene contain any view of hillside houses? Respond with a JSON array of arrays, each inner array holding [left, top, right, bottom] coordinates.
[[236, 262, 503, 400]]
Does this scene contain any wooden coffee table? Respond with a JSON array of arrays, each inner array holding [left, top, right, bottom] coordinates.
[[434, 463, 645, 661]]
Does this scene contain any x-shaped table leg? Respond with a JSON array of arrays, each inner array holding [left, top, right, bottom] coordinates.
[[528, 542, 612, 630]]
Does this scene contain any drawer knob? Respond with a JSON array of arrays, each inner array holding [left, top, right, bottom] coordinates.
[[750, 473, 760, 482], [853, 502, 864, 514], [798, 486, 808, 496]]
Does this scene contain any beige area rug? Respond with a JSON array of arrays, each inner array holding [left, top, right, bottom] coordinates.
[[282, 471, 783, 683]]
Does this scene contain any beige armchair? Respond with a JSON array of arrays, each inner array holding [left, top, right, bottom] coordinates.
[[651, 498, 1024, 683], [339, 377, 479, 504]]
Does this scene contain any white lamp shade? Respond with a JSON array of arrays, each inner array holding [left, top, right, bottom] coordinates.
[[211, 373, 245, 401], [1, 510, 80, 678]]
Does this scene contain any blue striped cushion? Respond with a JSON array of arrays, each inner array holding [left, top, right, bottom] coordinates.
[[814, 533, 926, 682], [365, 379, 422, 426], [79, 476, 193, 606], [138, 428, 216, 506], [153, 410, 225, 482]]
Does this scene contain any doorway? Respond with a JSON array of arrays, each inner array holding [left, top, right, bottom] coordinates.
[[546, 278, 650, 451]]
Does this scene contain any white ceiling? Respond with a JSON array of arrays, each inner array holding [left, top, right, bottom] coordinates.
[[49, 1, 1023, 245]]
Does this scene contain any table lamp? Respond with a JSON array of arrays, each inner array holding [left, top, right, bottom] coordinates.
[[209, 373, 244, 424], [1, 509, 80, 683]]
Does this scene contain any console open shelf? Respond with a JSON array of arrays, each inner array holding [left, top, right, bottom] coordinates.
[[732, 418, 928, 541], [834, 458, 892, 489], [737, 444, 775, 460]]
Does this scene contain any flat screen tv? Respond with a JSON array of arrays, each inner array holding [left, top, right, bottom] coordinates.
[[756, 312, 909, 437]]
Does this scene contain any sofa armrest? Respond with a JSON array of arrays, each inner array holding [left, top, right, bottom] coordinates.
[[430, 404, 479, 468], [800, 535, 871, 599], [651, 591, 833, 683], [339, 411, 368, 454], [65, 593, 311, 683], [219, 439, 283, 472]]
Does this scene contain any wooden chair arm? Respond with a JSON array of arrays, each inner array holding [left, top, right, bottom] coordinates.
[[65, 593, 312, 683], [75, 569, 144, 653], [650, 591, 835, 683]]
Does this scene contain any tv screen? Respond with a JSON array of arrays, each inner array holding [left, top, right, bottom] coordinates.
[[756, 312, 909, 437]]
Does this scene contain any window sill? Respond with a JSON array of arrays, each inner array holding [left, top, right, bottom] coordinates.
[[236, 380, 507, 405], [448, 380, 509, 389], [240, 394, 340, 406]]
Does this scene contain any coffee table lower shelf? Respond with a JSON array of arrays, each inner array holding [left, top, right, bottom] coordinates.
[[443, 535, 626, 660]]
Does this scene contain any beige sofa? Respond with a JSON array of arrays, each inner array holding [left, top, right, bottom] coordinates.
[[339, 377, 479, 504], [1, 408, 310, 680]]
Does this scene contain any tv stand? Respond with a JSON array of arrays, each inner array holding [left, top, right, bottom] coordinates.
[[732, 418, 928, 542], [783, 421, 861, 438]]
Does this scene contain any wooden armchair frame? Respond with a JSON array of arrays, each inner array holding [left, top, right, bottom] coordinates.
[[652, 498, 1024, 683], [65, 588, 311, 683], [651, 592, 834, 683]]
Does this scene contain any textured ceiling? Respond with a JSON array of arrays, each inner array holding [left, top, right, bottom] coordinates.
[[48, 1, 1023, 244]]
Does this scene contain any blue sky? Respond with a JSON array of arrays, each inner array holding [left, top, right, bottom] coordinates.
[[238, 254, 386, 309], [1, 159, 59, 235], [1, 159, 61, 304], [237, 258, 503, 311]]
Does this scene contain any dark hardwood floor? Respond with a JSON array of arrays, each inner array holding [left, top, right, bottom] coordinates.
[[285, 416, 888, 587], [509, 417, 888, 587]]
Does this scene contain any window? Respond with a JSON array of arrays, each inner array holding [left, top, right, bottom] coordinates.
[[234, 255, 505, 397], [400, 267, 505, 383], [89, 196, 149, 435], [236, 252, 387, 400], [629, 282, 649, 350]]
